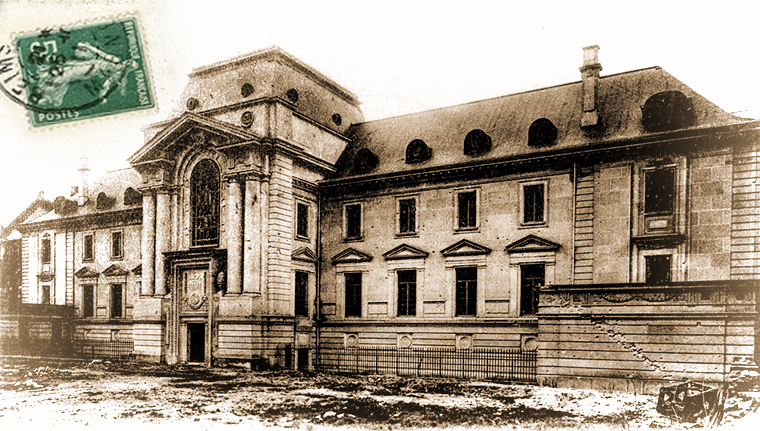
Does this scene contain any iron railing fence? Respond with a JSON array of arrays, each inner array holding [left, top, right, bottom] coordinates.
[[315, 347, 537, 382], [72, 338, 134, 361]]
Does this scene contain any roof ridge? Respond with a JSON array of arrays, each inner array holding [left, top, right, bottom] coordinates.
[[355, 66, 663, 126]]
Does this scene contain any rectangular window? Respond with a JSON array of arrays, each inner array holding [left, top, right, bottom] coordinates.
[[455, 267, 477, 316], [41, 237, 51, 264], [397, 270, 417, 316], [83, 233, 94, 261], [83, 284, 94, 318], [344, 272, 362, 317], [523, 184, 545, 224], [644, 168, 675, 215], [398, 198, 416, 235], [111, 231, 123, 259], [345, 204, 362, 240], [110, 283, 123, 318], [296, 202, 309, 239], [520, 264, 545, 316], [295, 271, 308, 317], [41, 285, 51, 304], [457, 191, 477, 229], [645, 255, 671, 284]]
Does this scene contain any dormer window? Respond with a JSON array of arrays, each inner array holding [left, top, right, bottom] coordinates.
[[123, 187, 141, 206], [405, 139, 431, 164], [241, 83, 254, 97], [642, 91, 695, 133], [528, 119, 558, 147], [286, 88, 299, 103], [464, 129, 491, 156], [96, 192, 115, 210], [351, 148, 378, 174]]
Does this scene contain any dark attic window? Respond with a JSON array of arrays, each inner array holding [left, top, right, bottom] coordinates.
[[332, 114, 342, 126], [351, 148, 379, 174], [464, 129, 492, 156], [528, 118, 558, 147], [186, 97, 199, 111], [96, 192, 115, 210], [405, 139, 431, 164], [241, 83, 254, 97], [286, 89, 299, 103], [123, 187, 141, 206], [641, 91, 695, 133]]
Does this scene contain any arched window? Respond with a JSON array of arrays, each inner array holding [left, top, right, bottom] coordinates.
[[528, 118, 558, 147], [464, 129, 491, 156], [191, 159, 220, 247], [123, 187, 141, 206], [405, 139, 431, 164], [641, 91, 695, 133]]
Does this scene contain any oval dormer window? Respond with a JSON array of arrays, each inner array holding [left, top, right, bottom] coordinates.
[[352, 148, 379, 174], [642, 91, 695, 133], [286, 89, 299, 103], [405, 139, 431, 164], [123, 187, 141, 206], [528, 118, 558, 147], [464, 129, 491, 156]]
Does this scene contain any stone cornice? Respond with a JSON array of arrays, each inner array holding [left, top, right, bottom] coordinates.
[[18, 208, 142, 232]]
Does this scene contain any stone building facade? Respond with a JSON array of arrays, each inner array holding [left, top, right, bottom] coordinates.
[[2, 46, 758, 391]]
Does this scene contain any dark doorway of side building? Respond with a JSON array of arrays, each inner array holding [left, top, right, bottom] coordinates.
[[520, 263, 545, 316], [187, 323, 205, 363]]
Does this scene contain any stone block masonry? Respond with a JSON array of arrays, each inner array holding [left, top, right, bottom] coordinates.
[[731, 148, 760, 279]]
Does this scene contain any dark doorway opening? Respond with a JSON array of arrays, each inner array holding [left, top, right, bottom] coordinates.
[[297, 348, 309, 371], [520, 264, 545, 316], [187, 323, 205, 363]]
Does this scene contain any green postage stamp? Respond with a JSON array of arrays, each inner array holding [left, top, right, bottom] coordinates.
[[11, 16, 154, 127]]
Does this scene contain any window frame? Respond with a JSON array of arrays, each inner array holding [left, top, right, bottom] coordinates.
[[190, 159, 221, 248], [295, 201, 310, 240], [455, 266, 477, 316], [343, 202, 364, 241], [40, 284, 52, 304], [520, 180, 548, 227], [454, 189, 479, 231], [41, 235, 52, 265], [83, 232, 94, 262], [397, 269, 417, 317], [641, 164, 678, 234], [519, 263, 545, 316], [396, 196, 418, 236], [645, 254, 672, 284], [344, 272, 362, 318], [82, 284, 95, 318], [111, 230, 124, 260], [110, 283, 124, 319], [294, 270, 309, 317], [643, 165, 676, 216]]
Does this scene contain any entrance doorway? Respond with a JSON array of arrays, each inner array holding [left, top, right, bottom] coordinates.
[[187, 323, 205, 363]]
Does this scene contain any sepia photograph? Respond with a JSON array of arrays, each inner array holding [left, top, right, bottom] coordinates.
[[0, 0, 758, 429]]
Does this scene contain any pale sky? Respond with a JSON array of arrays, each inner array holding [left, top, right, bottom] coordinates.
[[1, 0, 758, 228]]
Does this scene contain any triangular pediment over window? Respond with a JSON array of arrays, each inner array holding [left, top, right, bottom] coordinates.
[[382, 244, 429, 260], [131, 264, 142, 275], [505, 234, 561, 253], [292, 247, 317, 263], [331, 248, 373, 264], [440, 239, 491, 257], [74, 266, 99, 278], [102, 264, 129, 277]]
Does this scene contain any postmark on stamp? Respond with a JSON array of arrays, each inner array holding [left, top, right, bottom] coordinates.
[[0, 16, 154, 127]]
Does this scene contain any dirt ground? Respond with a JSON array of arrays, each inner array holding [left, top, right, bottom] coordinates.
[[0, 360, 758, 430]]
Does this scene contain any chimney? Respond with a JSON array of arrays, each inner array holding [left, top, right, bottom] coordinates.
[[77, 157, 90, 206], [579, 45, 602, 127]]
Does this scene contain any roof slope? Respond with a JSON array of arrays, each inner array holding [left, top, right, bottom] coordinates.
[[335, 67, 746, 178]]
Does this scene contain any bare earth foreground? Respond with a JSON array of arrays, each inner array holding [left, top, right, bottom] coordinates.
[[0, 361, 758, 430]]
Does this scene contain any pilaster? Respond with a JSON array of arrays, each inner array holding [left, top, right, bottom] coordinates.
[[141, 190, 156, 296], [155, 188, 171, 296], [226, 176, 243, 294]]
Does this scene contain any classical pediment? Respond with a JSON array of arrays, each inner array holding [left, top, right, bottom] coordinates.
[[292, 247, 317, 263], [382, 244, 429, 260], [37, 271, 55, 282], [74, 266, 99, 278], [440, 239, 491, 257], [505, 234, 561, 253], [128, 112, 261, 166], [102, 264, 129, 277], [331, 248, 373, 264], [131, 264, 142, 275]]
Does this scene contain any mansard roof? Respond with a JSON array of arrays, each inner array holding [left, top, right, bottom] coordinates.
[[382, 244, 429, 260], [505, 235, 561, 253], [332, 67, 750, 181]]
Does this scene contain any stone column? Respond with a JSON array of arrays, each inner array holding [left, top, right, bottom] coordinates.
[[155, 188, 171, 296], [226, 177, 243, 294], [243, 177, 259, 293], [141, 191, 155, 296]]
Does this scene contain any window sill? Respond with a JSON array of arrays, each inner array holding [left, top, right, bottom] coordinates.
[[342, 237, 364, 243], [395, 232, 418, 238], [295, 235, 310, 242], [454, 227, 479, 234], [519, 222, 547, 229]]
